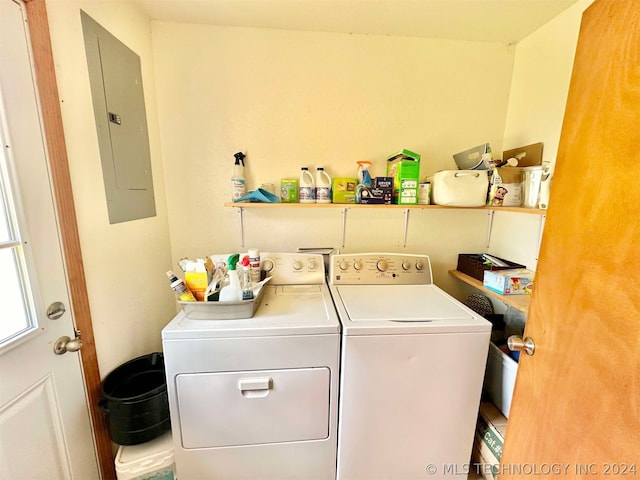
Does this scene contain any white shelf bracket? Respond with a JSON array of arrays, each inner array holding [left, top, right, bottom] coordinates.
[[237, 206, 245, 248], [486, 209, 495, 250], [403, 208, 410, 247], [341, 208, 348, 247]]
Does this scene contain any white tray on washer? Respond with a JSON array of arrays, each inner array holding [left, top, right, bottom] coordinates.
[[178, 287, 265, 320]]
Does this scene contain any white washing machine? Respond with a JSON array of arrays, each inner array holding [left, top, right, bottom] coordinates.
[[328, 253, 491, 480], [162, 252, 340, 480]]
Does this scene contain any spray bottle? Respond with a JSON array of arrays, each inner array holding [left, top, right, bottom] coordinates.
[[356, 161, 373, 204], [356, 161, 373, 187], [231, 152, 246, 201], [240, 256, 254, 300], [219, 254, 242, 302]]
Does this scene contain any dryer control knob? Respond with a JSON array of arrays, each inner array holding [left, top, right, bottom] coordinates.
[[377, 260, 388, 272], [402, 261, 411, 271], [353, 260, 363, 271], [262, 258, 275, 272], [293, 261, 303, 271], [415, 261, 424, 271], [339, 261, 349, 271], [307, 259, 318, 270]]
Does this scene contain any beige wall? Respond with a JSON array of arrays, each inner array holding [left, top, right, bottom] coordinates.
[[45, 0, 175, 376], [503, 0, 594, 162], [42, 0, 589, 377], [151, 23, 515, 291], [489, 0, 593, 275]]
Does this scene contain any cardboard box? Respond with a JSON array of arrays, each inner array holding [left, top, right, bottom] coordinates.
[[360, 177, 393, 204], [483, 268, 534, 295], [332, 177, 357, 204], [280, 178, 298, 203], [418, 182, 431, 205], [472, 445, 498, 480], [473, 402, 507, 480], [386, 149, 420, 205], [488, 167, 522, 207]]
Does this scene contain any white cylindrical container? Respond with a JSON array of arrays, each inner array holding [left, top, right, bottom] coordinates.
[[248, 248, 261, 284], [521, 166, 543, 208], [299, 167, 315, 203], [315, 167, 332, 204]]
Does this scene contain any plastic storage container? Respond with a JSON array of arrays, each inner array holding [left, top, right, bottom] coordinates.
[[100, 353, 170, 445], [115, 431, 175, 480], [484, 342, 518, 418]]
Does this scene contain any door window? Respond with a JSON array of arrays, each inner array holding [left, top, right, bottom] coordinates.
[[0, 116, 36, 346]]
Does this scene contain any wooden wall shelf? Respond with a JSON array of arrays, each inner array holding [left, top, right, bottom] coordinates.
[[224, 202, 545, 215], [448, 269, 530, 313]]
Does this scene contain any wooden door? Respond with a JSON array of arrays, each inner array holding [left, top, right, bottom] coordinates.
[[500, 0, 640, 475]]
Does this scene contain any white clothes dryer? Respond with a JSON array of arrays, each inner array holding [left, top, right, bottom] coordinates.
[[162, 252, 340, 480], [328, 253, 491, 480]]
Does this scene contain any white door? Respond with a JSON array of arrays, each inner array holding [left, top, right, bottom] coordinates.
[[0, 1, 100, 478]]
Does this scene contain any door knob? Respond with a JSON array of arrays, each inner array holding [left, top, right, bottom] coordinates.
[[53, 335, 83, 355], [507, 335, 535, 356]]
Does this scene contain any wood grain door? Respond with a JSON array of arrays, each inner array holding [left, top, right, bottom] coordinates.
[[500, 0, 640, 475]]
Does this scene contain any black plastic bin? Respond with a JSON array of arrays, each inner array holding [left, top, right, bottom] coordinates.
[[99, 352, 170, 445]]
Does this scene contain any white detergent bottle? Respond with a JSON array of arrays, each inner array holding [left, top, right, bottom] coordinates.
[[315, 167, 332, 204], [219, 254, 242, 302], [299, 167, 315, 203]]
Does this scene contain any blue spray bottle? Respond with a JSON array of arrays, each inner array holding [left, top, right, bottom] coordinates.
[[356, 160, 373, 204]]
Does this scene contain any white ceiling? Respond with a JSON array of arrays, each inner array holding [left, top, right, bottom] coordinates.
[[133, 0, 580, 44]]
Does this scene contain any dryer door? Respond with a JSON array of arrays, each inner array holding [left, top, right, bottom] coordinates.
[[176, 367, 330, 448]]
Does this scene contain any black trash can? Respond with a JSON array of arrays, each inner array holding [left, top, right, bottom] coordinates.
[[99, 352, 170, 445]]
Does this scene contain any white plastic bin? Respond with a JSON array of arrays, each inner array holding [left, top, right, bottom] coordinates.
[[484, 342, 518, 418], [115, 431, 175, 480]]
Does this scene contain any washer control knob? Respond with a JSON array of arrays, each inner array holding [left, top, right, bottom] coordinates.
[[353, 260, 363, 271], [377, 259, 388, 272], [293, 260, 303, 271], [402, 261, 411, 271], [262, 258, 275, 272], [307, 259, 318, 270], [415, 261, 424, 271], [339, 260, 349, 271]]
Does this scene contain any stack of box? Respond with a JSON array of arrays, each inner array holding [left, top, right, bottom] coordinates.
[[472, 402, 507, 480], [386, 149, 420, 205]]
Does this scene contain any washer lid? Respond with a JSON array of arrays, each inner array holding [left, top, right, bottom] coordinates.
[[331, 284, 490, 335], [337, 285, 473, 321]]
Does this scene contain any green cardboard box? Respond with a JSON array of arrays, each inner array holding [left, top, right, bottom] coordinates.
[[332, 177, 357, 204], [386, 149, 421, 205]]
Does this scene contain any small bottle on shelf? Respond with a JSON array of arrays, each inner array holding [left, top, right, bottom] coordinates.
[[166, 270, 196, 302]]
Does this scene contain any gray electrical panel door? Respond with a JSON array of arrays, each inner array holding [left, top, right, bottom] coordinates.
[[81, 11, 156, 224]]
